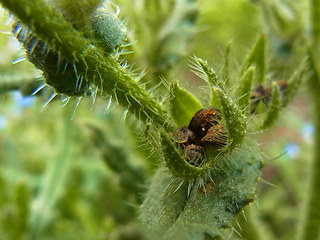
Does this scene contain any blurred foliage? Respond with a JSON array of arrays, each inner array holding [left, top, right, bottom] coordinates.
[[0, 0, 317, 239]]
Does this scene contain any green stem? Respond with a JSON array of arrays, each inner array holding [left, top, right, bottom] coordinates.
[[311, 0, 320, 44], [236, 207, 269, 240], [29, 105, 75, 237], [300, 56, 320, 240], [300, 1, 320, 239]]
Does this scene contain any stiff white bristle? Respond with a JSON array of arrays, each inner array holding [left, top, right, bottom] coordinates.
[[12, 56, 26, 64], [42, 93, 57, 109], [60, 97, 70, 108], [70, 97, 82, 120], [31, 84, 46, 95]]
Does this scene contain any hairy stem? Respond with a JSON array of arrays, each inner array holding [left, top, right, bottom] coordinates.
[[1, 0, 173, 130]]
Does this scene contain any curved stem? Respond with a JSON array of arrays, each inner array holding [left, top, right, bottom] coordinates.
[[300, 1, 320, 239], [300, 55, 320, 240], [1, 0, 173, 130]]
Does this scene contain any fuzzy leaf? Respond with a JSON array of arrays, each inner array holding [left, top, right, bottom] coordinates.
[[169, 81, 203, 127], [282, 58, 308, 107], [239, 35, 266, 84], [261, 82, 281, 129], [160, 132, 209, 180], [139, 140, 263, 240], [235, 66, 255, 111], [215, 88, 247, 152]]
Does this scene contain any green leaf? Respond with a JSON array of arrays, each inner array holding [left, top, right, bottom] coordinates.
[[239, 35, 266, 84], [139, 140, 263, 240], [169, 81, 203, 127], [235, 66, 255, 111], [215, 88, 247, 152], [160, 132, 209, 180], [138, 168, 189, 237], [261, 82, 281, 130]]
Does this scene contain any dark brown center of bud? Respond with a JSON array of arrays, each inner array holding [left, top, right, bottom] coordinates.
[[172, 107, 227, 167]]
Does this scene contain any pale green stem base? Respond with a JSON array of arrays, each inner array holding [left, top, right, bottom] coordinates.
[[300, 56, 320, 240]]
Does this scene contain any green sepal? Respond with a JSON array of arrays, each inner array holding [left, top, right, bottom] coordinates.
[[210, 87, 221, 108], [215, 88, 247, 152], [282, 58, 308, 107], [239, 35, 266, 84], [191, 57, 225, 89], [160, 132, 209, 180], [169, 81, 203, 127], [261, 82, 281, 130], [235, 66, 255, 111]]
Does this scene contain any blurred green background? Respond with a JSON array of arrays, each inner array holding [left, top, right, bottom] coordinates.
[[0, 0, 314, 239]]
